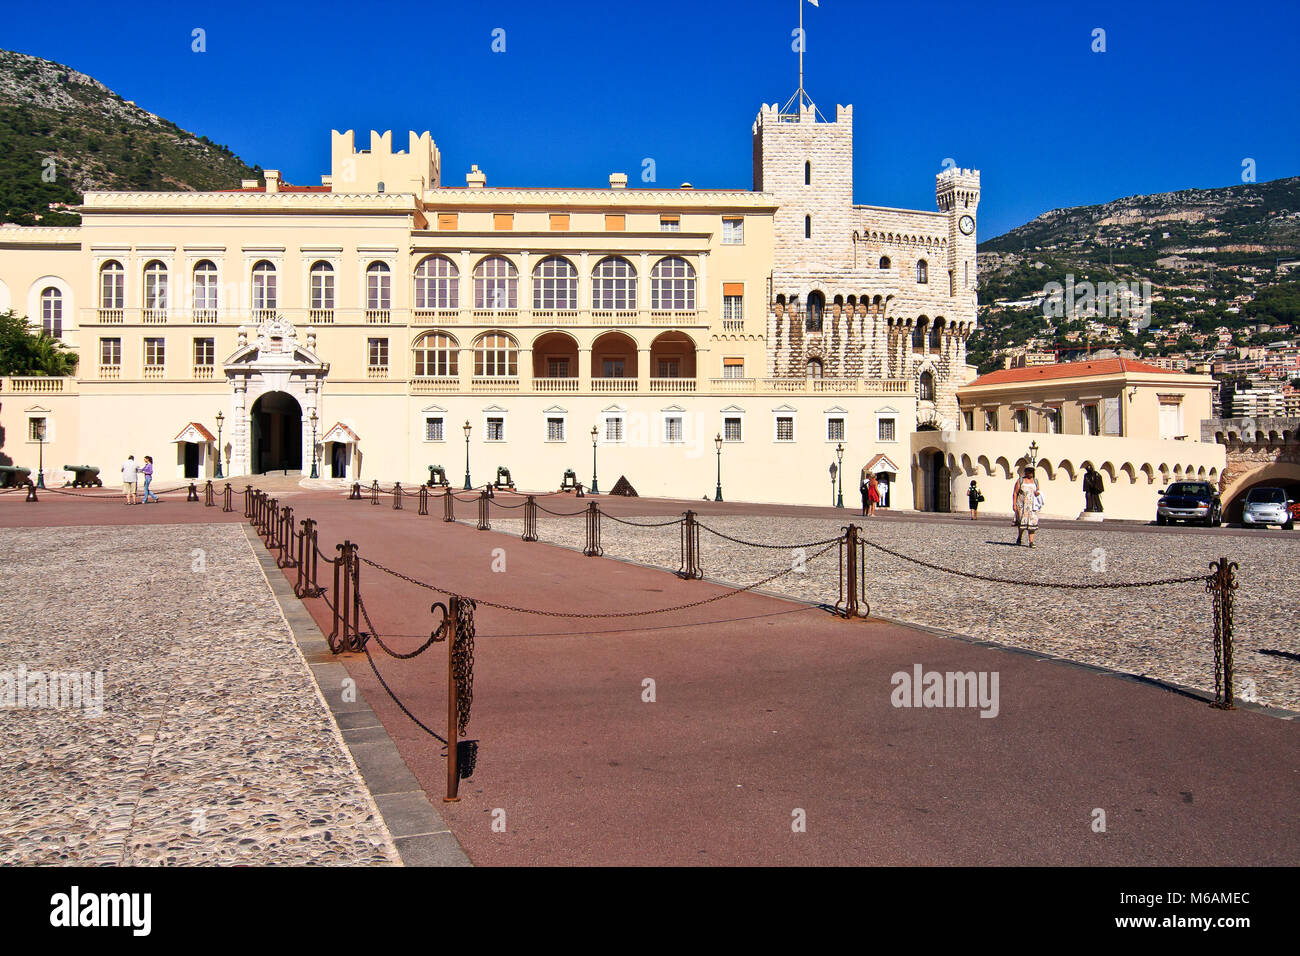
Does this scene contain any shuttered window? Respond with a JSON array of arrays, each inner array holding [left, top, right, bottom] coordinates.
[[549, 213, 569, 231], [437, 212, 458, 230], [493, 213, 513, 230], [605, 214, 625, 231]]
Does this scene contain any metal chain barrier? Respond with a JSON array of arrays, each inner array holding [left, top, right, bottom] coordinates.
[[604, 512, 686, 528], [696, 520, 841, 551]]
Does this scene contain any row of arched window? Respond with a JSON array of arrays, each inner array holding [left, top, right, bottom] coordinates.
[[94, 255, 699, 314]]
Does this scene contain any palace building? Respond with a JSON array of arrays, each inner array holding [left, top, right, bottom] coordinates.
[[0, 93, 986, 508]]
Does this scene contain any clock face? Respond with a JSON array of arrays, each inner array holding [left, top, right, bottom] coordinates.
[[959, 215, 976, 236]]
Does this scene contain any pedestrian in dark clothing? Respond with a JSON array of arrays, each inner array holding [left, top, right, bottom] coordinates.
[[967, 480, 984, 520]]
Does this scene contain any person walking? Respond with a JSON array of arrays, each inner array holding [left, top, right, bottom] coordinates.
[[140, 455, 159, 503], [967, 480, 984, 520], [121, 455, 139, 505], [1012, 467, 1044, 547]]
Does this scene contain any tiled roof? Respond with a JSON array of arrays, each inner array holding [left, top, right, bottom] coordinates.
[[965, 358, 1180, 388]]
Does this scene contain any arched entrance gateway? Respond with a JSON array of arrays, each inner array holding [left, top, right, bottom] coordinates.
[[223, 316, 329, 477], [250, 391, 303, 474]]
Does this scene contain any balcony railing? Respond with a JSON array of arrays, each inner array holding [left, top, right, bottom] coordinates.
[[534, 377, 579, 393], [308, 308, 334, 324], [142, 308, 168, 325], [471, 376, 520, 392], [143, 366, 165, 380], [99, 365, 121, 380], [365, 309, 391, 324], [722, 319, 744, 332], [649, 377, 695, 393], [98, 308, 124, 324], [410, 376, 461, 394], [366, 365, 389, 380], [193, 365, 215, 380], [192, 309, 219, 324], [5, 376, 66, 393], [591, 377, 638, 393]]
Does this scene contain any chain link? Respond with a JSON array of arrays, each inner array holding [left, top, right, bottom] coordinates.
[[603, 512, 686, 528], [361, 639, 449, 745], [452, 597, 475, 736], [696, 520, 841, 550]]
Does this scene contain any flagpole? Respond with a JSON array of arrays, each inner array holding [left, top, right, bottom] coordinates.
[[798, 0, 804, 104]]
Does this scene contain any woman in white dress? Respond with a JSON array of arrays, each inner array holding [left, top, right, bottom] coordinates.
[[1012, 467, 1044, 548]]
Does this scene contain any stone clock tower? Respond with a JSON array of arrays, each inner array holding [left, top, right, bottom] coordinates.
[[936, 167, 981, 309]]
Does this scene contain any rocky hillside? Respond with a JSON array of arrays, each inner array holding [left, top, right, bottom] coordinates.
[[970, 176, 1300, 370], [0, 49, 261, 225]]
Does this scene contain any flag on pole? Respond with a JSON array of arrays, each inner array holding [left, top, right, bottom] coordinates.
[[806, 0, 819, 6]]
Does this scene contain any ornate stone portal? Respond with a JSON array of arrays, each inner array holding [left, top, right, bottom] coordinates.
[[222, 316, 329, 476]]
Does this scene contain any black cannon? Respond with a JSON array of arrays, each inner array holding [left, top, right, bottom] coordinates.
[[560, 469, 579, 492], [493, 466, 516, 491], [63, 464, 103, 488], [427, 465, 450, 488], [0, 465, 33, 489]]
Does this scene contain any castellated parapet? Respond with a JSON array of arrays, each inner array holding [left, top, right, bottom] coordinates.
[[329, 130, 441, 195]]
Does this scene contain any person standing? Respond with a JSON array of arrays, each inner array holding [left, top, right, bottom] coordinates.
[[968, 480, 984, 520], [140, 455, 159, 503], [859, 474, 869, 516], [122, 455, 139, 505], [867, 474, 880, 516], [1012, 467, 1044, 547]]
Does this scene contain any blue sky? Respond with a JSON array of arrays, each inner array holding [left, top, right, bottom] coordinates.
[[4, 0, 1297, 238]]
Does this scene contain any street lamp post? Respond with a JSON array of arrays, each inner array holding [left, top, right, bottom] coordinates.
[[214, 411, 224, 479], [590, 426, 600, 495], [829, 461, 838, 508], [35, 419, 46, 489], [463, 420, 472, 490], [309, 409, 319, 479], [1027, 440, 1039, 470], [714, 433, 723, 502], [835, 442, 845, 509]]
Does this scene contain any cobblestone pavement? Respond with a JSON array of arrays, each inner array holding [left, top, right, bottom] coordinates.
[[484, 513, 1300, 712], [0, 522, 399, 866]]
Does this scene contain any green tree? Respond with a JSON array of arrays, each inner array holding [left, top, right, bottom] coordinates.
[[0, 310, 79, 376]]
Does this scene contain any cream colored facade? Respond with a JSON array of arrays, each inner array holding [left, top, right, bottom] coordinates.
[[1, 100, 965, 507], [909, 359, 1226, 520]]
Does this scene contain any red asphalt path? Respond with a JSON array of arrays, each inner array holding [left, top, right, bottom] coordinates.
[[6, 487, 1298, 865]]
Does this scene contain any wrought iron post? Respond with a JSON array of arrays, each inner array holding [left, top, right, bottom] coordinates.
[[523, 495, 538, 541], [223, 482, 233, 512], [678, 510, 702, 579], [204, 480, 214, 507], [418, 484, 429, 516], [477, 489, 491, 531], [187, 482, 199, 502], [370, 480, 380, 505], [584, 501, 603, 556], [1207, 557, 1238, 709], [349, 481, 362, 500], [393, 482, 403, 510], [443, 488, 455, 523], [24, 483, 38, 502], [445, 595, 461, 802], [836, 524, 868, 619], [244, 485, 253, 518], [279, 506, 295, 568]]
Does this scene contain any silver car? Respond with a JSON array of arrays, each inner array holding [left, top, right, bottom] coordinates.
[[1240, 486, 1294, 530]]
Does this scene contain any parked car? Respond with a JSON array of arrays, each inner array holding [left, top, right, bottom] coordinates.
[[1241, 486, 1295, 530], [1155, 481, 1222, 527], [1291, 500, 1300, 524]]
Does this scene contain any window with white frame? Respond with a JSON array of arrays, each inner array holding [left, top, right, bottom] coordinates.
[[664, 415, 683, 443], [722, 357, 744, 379], [40, 287, 62, 338], [722, 217, 744, 244], [604, 415, 625, 442], [723, 416, 743, 442], [878, 417, 896, 442], [193, 260, 218, 313], [592, 257, 637, 310], [473, 256, 518, 309], [775, 415, 795, 442], [193, 337, 215, 366], [425, 416, 445, 442], [100, 260, 124, 309], [310, 261, 335, 310], [28, 416, 46, 442], [546, 417, 566, 442], [486, 416, 505, 442], [413, 332, 458, 377], [368, 337, 389, 368], [414, 255, 459, 309], [651, 257, 696, 311], [533, 256, 578, 310], [473, 332, 518, 377], [827, 417, 845, 442], [723, 294, 743, 326], [143, 260, 168, 311], [366, 261, 392, 311], [251, 261, 277, 311], [99, 337, 121, 366], [144, 337, 165, 367], [660, 215, 680, 232]]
